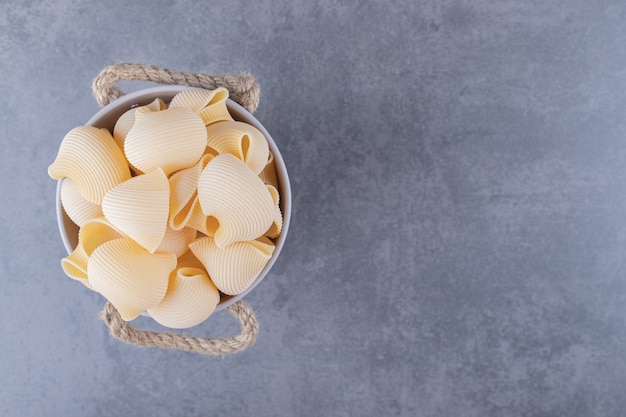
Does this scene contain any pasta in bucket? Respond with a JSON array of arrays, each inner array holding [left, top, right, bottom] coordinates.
[[50, 64, 291, 355]]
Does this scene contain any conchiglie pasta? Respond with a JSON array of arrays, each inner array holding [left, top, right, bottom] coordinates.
[[169, 87, 233, 125], [102, 168, 170, 253], [189, 236, 275, 295], [124, 106, 206, 176], [264, 184, 283, 239], [48, 126, 131, 204], [147, 267, 220, 329], [168, 153, 214, 230], [61, 244, 89, 287], [113, 98, 167, 149], [205, 121, 269, 174], [197, 154, 275, 248], [258, 151, 279, 189], [88, 238, 176, 321], [60, 178, 103, 227]]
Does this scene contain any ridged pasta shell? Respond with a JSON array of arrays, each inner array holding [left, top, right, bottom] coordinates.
[[169, 88, 233, 126], [78, 216, 127, 256], [185, 199, 219, 236], [259, 151, 279, 189], [147, 267, 220, 329], [61, 216, 127, 290], [60, 178, 103, 227], [189, 236, 275, 295], [113, 98, 167, 150], [156, 227, 197, 257], [48, 126, 131, 204], [205, 121, 269, 175], [264, 184, 283, 238], [168, 154, 214, 230], [61, 244, 90, 288], [88, 238, 176, 321], [124, 106, 207, 176], [197, 154, 275, 248], [102, 168, 170, 253]]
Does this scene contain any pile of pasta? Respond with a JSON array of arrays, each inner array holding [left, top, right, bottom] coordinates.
[[48, 88, 282, 329]]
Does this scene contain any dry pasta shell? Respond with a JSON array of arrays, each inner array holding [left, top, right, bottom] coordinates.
[[189, 236, 275, 295], [168, 154, 214, 230], [48, 126, 131, 204], [169, 88, 233, 125], [102, 168, 170, 253], [124, 106, 207, 176], [264, 184, 283, 238], [197, 154, 275, 248], [147, 267, 220, 329], [185, 199, 219, 237], [205, 121, 269, 175], [61, 244, 90, 288], [88, 238, 176, 321], [259, 151, 279, 189], [60, 177, 103, 227], [156, 227, 197, 257], [113, 98, 167, 150]]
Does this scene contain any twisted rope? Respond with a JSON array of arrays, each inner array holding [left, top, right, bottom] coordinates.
[[100, 301, 259, 355], [93, 63, 262, 355], [92, 63, 260, 113]]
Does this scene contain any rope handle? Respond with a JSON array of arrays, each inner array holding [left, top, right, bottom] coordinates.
[[92, 63, 261, 113], [101, 301, 258, 355], [92, 63, 261, 355]]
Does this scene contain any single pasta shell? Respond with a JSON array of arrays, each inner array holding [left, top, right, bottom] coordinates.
[[197, 154, 275, 248], [156, 227, 197, 257], [259, 151, 279, 189], [88, 238, 176, 321], [185, 198, 219, 236], [61, 244, 90, 288], [170, 87, 228, 111], [78, 216, 126, 256], [102, 168, 170, 253], [113, 98, 167, 150], [124, 106, 207, 176], [147, 267, 220, 329], [189, 236, 275, 296], [60, 178, 103, 227], [205, 121, 269, 174], [48, 126, 131, 204], [264, 184, 283, 238], [169, 153, 214, 230]]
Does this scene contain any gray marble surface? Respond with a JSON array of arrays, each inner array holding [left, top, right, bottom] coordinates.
[[2, 1, 626, 416]]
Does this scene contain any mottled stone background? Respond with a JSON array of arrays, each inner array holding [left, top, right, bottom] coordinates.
[[2, 1, 626, 416]]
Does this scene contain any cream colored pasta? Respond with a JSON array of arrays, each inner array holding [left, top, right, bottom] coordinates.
[[156, 227, 196, 257], [124, 106, 207, 176], [60, 178, 103, 227], [88, 238, 176, 321], [113, 98, 167, 150], [102, 168, 170, 253], [205, 121, 269, 174], [264, 184, 283, 238], [189, 236, 275, 295], [185, 200, 219, 237], [147, 267, 220, 329], [198, 154, 275, 248], [176, 249, 206, 270], [48, 126, 131, 204], [169, 88, 233, 125], [259, 151, 279, 189], [78, 216, 127, 256], [61, 244, 90, 287], [168, 154, 214, 230]]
